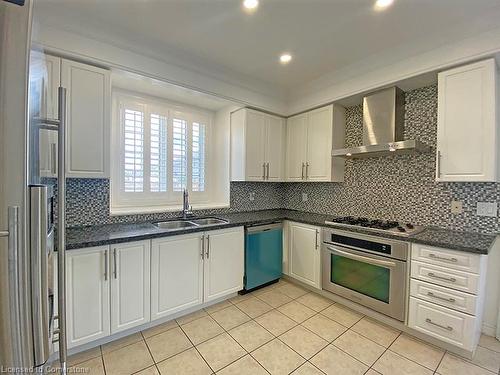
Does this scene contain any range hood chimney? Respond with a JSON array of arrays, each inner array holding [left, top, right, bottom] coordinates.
[[332, 86, 430, 158]]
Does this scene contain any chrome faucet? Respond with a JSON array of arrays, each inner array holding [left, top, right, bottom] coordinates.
[[182, 189, 193, 218]]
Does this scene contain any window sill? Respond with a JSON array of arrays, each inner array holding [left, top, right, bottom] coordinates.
[[110, 202, 230, 216]]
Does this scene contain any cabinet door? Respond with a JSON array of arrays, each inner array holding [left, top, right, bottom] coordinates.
[[245, 110, 267, 181], [289, 222, 321, 289], [30, 53, 60, 178], [66, 246, 110, 348], [61, 59, 110, 178], [437, 59, 498, 182], [110, 241, 151, 334], [204, 227, 244, 302], [286, 114, 308, 181], [151, 234, 203, 320], [265, 116, 286, 181], [306, 105, 333, 181]]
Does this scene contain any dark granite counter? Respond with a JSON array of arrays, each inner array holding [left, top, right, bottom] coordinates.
[[65, 209, 497, 254]]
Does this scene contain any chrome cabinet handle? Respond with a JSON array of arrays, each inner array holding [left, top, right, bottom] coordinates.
[[427, 272, 456, 283], [113, 249, 117, 279], [315, 229, 319, 249], [201, 235, 205, 259], [436, 150, 441, 178], [429, 253, 458, 263], [104, 250, 108, 281], [51, 143, 57, 175], [425, 318, 453, 331], [301, 162, 305, 179], [206, 235, 210, 259], [262, 163, 266, 180], [427, 291, 456, 303], [266, 162, 270, 180], [306, 162, 309, 179]]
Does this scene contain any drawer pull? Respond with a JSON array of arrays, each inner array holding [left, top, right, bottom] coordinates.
[[427, 272, 456, 283], [429, 253, 458, 263], [427, 291, 456, 303], [425, 318, 453, 332]]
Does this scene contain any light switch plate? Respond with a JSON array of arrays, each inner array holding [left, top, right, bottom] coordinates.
[[476, 202, 497, 217], [249, 192, 255, 201], [302, 193, 308, 202], [450, 201, 463, 214]]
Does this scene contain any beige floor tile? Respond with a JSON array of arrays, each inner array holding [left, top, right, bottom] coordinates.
[[373, 350, 433, 375], [145, 327, 192, 362], [437, 353, 495, 375], [479, 334, 500, 353], [228, 320, 273, 352], [205, 300, 233, 314], [101, 332, 144, 354], [136, 366, 160, 375], [256, 289, 293, 308], [197, 333, 246, 372], [255, 309, 297, 336], [301, 314, 347, 341], [180, 315, 224, 345], [321, 304, 363, 328], [333, 330, 385, 366], [252, 339, 305, 375], [229, 293, 252, 304], [278, 301, 316, 323], [103, 341, 154, 375], [251, 283, 279, 296], [70, 356, 105, 375], [469, 346, 500, 373], [310, 344, 368, 375], [291, 362, 325, 375], [176, 309, 208, 325], [280, 325, 328, 359], [235, 297, 273, 318], [296, 293, 333, 312], [142, 320, 178, 339], [366, 370, 382, 375], [275, 283, 308, 299], [389, 334, 444, 370], [68, 346, 102, 366], [156, 347, 211, 375], [217, 355, 268, 375], [351, 317, 400, 347], [210, 305, 251, 330]]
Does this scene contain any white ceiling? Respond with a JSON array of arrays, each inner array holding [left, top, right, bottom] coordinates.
[[34, 0, 500, 93]]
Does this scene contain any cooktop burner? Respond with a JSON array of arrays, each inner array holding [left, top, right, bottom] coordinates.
[[324, 216, 424, 237]]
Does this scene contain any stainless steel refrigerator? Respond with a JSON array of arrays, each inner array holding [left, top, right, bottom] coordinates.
[[0, 0, 67, 372]]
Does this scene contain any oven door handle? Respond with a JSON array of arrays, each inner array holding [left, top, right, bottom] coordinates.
[[326, 246, 397, 268]]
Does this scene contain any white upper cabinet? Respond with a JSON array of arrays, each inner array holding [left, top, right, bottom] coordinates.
[[437, 59, 499, 182], [286, 104, 345, 182], [231, 108, 285, 181], [61, 59, 110, 178]]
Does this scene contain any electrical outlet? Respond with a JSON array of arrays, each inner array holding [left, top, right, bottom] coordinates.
[[249, 192, 255, 201], [476, 202, 497, 217], [302, 193, 308, 202], [450, 200, 463, 214]]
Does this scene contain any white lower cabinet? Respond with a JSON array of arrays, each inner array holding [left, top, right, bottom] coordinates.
[[110, 241, 151, 334], [151, 233, 204, 320], [66, 246, 110, 348], [288, 222, 321, 289]]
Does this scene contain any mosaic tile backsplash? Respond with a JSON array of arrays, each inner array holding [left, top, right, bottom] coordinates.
[[58, 84, 500, 233]]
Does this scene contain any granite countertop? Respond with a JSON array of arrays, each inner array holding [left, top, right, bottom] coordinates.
[[65, 209, 497, 254]]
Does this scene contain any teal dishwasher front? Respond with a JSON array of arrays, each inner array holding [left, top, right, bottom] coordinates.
[[244, 223, 283, 291]]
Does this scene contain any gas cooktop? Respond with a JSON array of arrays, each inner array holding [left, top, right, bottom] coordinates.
[[324, 216, 424, 237]]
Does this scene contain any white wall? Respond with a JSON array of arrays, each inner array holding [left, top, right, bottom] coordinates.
[[483, 237, 500, 336]]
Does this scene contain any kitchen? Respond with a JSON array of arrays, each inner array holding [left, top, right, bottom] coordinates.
[[2, 0, 500, 374]]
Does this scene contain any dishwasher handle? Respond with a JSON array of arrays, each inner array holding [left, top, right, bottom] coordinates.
[[246, 222, 283, 234]]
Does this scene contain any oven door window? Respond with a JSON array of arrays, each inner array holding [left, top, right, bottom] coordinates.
[[330, 253, 390, 303]]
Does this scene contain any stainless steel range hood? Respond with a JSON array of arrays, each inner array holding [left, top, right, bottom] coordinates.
[[332, 87, 430, 158]]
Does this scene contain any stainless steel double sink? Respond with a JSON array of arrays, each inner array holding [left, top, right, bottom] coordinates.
[[153, 217, 228, 231]]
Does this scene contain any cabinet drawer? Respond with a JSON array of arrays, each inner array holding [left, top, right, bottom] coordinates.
[[411, 260, 479, 294], [410, 279, 477, 315], [412, 244, 480, 273], [408, 297, 475, 350]]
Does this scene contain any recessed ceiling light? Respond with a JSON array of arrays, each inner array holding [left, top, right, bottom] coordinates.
[[243, 0, 259, 10], [280, 53, 292, 64], [374, 0, 394, 10]]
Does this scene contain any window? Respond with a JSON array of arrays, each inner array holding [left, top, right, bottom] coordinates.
[[111, 93, 212, 212]]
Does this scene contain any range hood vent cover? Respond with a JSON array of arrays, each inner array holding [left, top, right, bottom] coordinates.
[[332, 86, 430, 158]]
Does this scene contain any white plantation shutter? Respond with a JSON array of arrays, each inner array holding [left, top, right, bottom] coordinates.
[[123, 108, 144, 192], [172, 118, 187, 192], [192, 122, 206, 192], [150, 113, 168, 192]]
